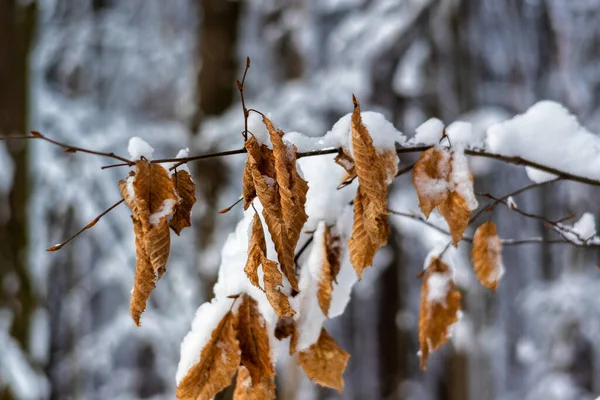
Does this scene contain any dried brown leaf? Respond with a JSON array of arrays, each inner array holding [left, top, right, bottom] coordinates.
[[262, 258, 295, 318], [133, 160, 177, 275], [297, 328, 350, 393], [129, 217, 155, 326], [318, 226, 342, 317], [348, 189, 379, 279], [438, 191, 471, 247], [176, 311, 241, 400], [472, 221, 504, 291], [335, 149, 357, 186], [233, 366, 276, 400], [245, 213, 267, 289], [236, 294, 275, 382], [170, 170, 196, 235], [418, 258, 461, 370], [351, 96, 388, 215], [412, 147, 451, 218], [274, 316, 295, 340]]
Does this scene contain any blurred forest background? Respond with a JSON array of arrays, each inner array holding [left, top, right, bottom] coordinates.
[[2, 0, 600, 399]]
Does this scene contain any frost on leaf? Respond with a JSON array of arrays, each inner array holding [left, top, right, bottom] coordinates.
[[412, 146, 476, 246], [413, 147, 451, 218], [318, 226, 342, 316], [472, 221, 505, 291], [245, 213, 294, 318], [119, 159, 178, 325], [233, 365, 276, 400], [236, 294, 275, 383], [241, 118, 309, 292], [170, 169, 196, 235], [176, 311, 241, 400], [346, 97, 395, 278], [419, 257, 461, 370], [296, 328, 350, 393]]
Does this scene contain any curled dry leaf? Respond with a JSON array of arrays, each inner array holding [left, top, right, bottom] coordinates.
[[133, 160, 177, 276], [438, 191, 471, 247], [245, 213, 295, 318], [419, 257, 461, 370], [317, 226, 342, 317], [236, 294, 275, 383], [119, 163, 178, 325], [345, 97, 394, 278], [245, 213, 267, 289], [176, 311, 241, 400], [412, 147, 451, 218], [297, 328, 350, 394], [274, 316, 295, 340], [241, 117, 309, 292], [262, 258, 295, 318], [170, 170, 196, 235], [351, 96, 387, 215], [412, 147, 475, 246], [472, 221, 505, 291], [348, 189, 388, 278], [335, 148, 357, 187], [233, 366, 276, 400]]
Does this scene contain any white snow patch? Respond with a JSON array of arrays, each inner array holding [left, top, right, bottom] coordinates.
[[525, 166, 557, 183], [412, 118, 444, 145], [507, 196, 517, 209], [426, 271, 452, 304], [127, 137, 154, 161], [149, 199, 177, 226], [487, 101, 600, 181]]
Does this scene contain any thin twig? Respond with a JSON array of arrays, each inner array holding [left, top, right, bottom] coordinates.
[[18, 131, 133, 164], [99, 144, 600, 188], [469, 178, 561, 224], [219, 197, 244, 214], [388, 208, 600, 248], [238, 57, 251, 142], [294, 235, 314, 264], [47, 199, 125, 251]]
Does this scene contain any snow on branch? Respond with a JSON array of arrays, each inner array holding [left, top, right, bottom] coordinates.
[[8, 59, 600, 398]]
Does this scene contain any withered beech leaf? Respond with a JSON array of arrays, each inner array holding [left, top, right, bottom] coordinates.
[[176, 311, 241, 400], [419, 257, 461, 370], [412, 147, 452, 218], [438, 191, 470, 247], [262, 258, 295, 318], [348, 189, 380, 279], [245, 213, 267, 289], [318, 226, 342, 317], [351, 96, 388, 215], [242, 137, 260, 210], [233, 366, 276, 400], [236, 294, 275, 382], [274, 316, 295, 340], [133, 160, 178, 276], [170, 170, 196, 235], [472, 221, 504, 291], [335, 148, 357, 187], [119, 176, 155, 326], [297, 328, 350, 394]]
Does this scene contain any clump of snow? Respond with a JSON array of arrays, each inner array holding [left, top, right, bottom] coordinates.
[[445, 121, 473, 145], [450, 145, 478, 211], [294, 222, 327, 350], [326, 111, 406, 153], [176, 300, 234, 384], [412, 118, 444, 145], [247, 113, 271, 146], [487, 235, 505, 283], [149, 199, 177, 226], [555, 213, 598, 244], [525, 166, 557, 183], [487, 101, 600, 181], [127, 137, 154, 161], [426, 271, 452, 304], [507, 196, 517, 209]]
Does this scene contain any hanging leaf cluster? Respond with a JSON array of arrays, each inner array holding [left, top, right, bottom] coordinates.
[[119, 158, 196, 325]]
